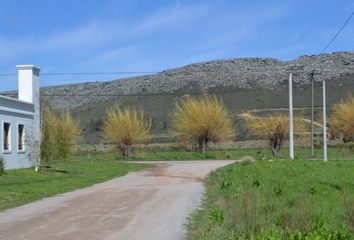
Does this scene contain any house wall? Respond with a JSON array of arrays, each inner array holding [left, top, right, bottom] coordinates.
[[17, 65, 41, 160], [0, 65, 40, 170], [0, 97, 36, 169]]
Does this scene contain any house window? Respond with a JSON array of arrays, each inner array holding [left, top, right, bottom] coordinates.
[[18, 124, 25, 151], [3, 122, 11, 151]]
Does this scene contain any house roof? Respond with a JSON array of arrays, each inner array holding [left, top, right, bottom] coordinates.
[[0, 95, 34, 117]]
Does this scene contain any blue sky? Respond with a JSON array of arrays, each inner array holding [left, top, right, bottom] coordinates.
[[0, 0, 353, 91]]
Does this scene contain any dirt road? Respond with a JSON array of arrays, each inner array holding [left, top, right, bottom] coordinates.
[[0, 160, 235, 240]]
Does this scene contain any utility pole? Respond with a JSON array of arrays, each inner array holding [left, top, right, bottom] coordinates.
[[310, 70, 315, 157], [289, 72, 294, 160], [322, 80, 327, 161]]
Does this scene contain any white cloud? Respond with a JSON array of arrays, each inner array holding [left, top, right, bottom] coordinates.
[[0, 20, 123, 59], [181, 1, 290, 63], [129, 2, 208, 35], [76, 45, 141, 68], [0, 2, 208, 62]]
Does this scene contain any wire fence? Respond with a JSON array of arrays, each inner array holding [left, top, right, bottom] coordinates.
[[68, 142, 354, 161], [1, 68, 353, 159], [35, 78, 353, 161], [1, 74, 353, 160]]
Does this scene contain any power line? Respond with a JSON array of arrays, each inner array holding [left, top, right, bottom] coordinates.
[[0, 73, 17, 76], [313, 8, 354, 160], [320, 9, 354, 54], [41, 71, 159, 76], [0, 71, 159, 77]]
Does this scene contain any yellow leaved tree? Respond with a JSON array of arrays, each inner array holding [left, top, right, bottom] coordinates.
[[40, 108, 80, 170], [243, 112, 306, 157], [329, 95, 354, 143], [57, 109, 81, 160], [172, 95, 235, 154], [102, 106, 151, 157]]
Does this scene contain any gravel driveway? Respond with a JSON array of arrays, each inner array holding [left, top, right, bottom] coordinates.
[[0, 160, 235, 240]]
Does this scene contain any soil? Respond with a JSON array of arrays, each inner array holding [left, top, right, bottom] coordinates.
[[0, 160, 234, 240]]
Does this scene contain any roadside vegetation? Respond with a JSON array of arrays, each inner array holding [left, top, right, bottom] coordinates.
[[329, 95, 354, 143], [38, 95, 354, 160], [3, 94, 354, 240], [187, 160, 354, 239], [41, 108, 81, 170], [0, 156, 150, 212], [77, 146, 354, 161], [172, 95, 234, 154], [243, 112, 307, 157], [103, 105, 151, 157]]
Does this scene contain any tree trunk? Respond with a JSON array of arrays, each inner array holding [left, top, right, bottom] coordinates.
[[199, 138, 207, 154], [53, 158, 58, 172], [122, 144, 132, 157], [126, 145, 131, 157], [271, 137, 282, 157], [271, 144, 278, 157]]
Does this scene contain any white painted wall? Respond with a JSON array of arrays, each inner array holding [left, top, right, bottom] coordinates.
[[0, 109, 34, 169], [0, 65, 40, 169], [17, 65, 41, 168], [17, 65, 40, 105]]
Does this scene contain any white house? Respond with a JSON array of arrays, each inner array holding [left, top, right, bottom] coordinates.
[[0, 65, 41, 169]]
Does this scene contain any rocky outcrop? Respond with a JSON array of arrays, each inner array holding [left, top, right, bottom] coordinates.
[[42, 51, 354, 110]]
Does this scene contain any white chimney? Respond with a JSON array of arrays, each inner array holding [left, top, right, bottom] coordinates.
[[16, 65, 40, 104], [16, 65, 41, 168]]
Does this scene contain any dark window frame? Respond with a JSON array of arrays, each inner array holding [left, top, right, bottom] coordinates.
[[18, 124, 25, 151], [3, 122, 11, 152]]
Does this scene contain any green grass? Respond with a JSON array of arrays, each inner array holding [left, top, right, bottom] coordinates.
[[0, 157, 150, 212], [83, 146, 354, 161], [187, 160, 354, 239]]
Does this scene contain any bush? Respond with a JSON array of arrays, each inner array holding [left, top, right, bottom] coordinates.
[[329, 95, 354, 142], [41, 108, 80, 169], [172, 95, 234, 154], [242, 112, 306, 157], [103, 106, 151, 157], [40, 108, 58, 166], [57, 109, 81, 160]]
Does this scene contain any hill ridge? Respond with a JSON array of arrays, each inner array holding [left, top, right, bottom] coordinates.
[[38, 51, 354, 141]]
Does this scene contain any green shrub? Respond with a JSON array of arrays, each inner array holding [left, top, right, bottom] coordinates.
[[41, 108, 80, 170], [57, 109, 81, 160]]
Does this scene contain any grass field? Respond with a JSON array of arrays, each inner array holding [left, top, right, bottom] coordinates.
[[81, 145, 354, 161], [0, 158, 150, 212], [187, 160, 354, 240], [1, 145, 353, 226]]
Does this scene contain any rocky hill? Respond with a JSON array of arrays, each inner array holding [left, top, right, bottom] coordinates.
[[40, 51, 354, 143]]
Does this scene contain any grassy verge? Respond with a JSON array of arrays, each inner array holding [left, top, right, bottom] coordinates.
[[187, 160, 354, 239], [80, 146, 354, 161], [0, 157, 150, 212]]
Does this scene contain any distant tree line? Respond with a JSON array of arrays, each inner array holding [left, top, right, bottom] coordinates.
[[40, 94, 354, 162]]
